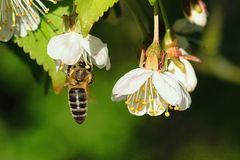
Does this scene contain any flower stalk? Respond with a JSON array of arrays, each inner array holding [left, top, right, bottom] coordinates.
[[159, 0, 170, 30], [153, 1, 159, 43]]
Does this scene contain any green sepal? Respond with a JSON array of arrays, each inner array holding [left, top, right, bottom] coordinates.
[[171, 58, 186, 73]]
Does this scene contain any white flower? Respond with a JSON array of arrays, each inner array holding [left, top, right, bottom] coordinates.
[[112, 68, 191, 116], [168, 48, 197, 92], [168, 57, 197, 93], [187, 0, 207, 27], [47, 32, 111, 70], [0, 0, 56, 42], [188, 10, 207, 27]]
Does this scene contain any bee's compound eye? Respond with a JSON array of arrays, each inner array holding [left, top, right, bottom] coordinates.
[[79, 61, 86, 68]]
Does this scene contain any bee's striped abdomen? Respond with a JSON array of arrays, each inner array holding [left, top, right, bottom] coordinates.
[[68, 88, 88, 124]]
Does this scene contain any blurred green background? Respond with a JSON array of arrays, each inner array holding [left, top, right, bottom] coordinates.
[[1, 0, 240, 159]]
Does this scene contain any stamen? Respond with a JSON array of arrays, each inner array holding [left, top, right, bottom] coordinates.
[[134, 89, 141, 103], [165, 105, 171, 117], [164, 111, 170, 117], [149, 78, 155, 113], [135, 105, 143, 112], [142, 79, 148, 104], [129, 106, 135, 111], [174, 106, 179, 111]]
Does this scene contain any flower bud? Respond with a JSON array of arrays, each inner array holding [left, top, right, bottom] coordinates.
[[184, 0, 208, 27]]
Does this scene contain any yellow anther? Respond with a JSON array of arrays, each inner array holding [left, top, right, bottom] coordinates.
[[149, 109, 154, 114], [169, 106, 174, 110], [142, 100, 147, 105], [152, 110, 159, 116], [134, 99, 139, 103], [165, 111, 170, 117], [174, 106, 180, 111], [129, 106, 135, 111], [159, 106, 165, 110], [125, 101, 130, 105], [134, 108, 140, 113], [45, 9, 50, 13], [136, 105, 143, 111]]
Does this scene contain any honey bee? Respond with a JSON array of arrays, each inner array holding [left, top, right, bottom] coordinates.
[[65, 61, 93, 124]]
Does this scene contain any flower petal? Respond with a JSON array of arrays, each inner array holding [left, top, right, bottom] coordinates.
[[91, 46, 111, 70], [112, 68, 153, 101], [147, 96, 166, 116], [180, 57, 197, 92], [152, 71, 183, 106], [0, 25, 14, 42], [111, 95, 127, 102], [178, 82, 192, 111], [54, 60, 69, 74], [80, 34, 107, 56], [127, 105, 147, 116], [14, 18, 28, 37], [168, 58, 197, 92], [0, 0, 14, 42], [47, 32, 84, 65], [179, 48, 188, 55], [24, 7, 40, 31], [189, 10, 207, 27]]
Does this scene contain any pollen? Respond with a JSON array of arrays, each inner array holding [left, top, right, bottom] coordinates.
[[174, 106, 180, 111], [136, 105, 143, 112], [125, 101, 130, 105], [134, 99, 139, 103], [165, 111, 170, 117], [129, 106, 135, 111], [141, 100, 147, 105], [169, 105, 174, 110], [159, 106, 165, 110]]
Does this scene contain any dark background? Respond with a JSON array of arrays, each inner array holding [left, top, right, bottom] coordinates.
[[0, 0, 240, 159]]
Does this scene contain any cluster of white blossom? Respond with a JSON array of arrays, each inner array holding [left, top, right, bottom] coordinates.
[[0, 0, 57, 42], [0, 0, 208, 118]]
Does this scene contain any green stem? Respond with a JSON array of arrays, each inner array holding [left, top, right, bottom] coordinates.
[[71, 3, 77, 15], [153, 2, 159, 43], [159, 0, 170, 30]]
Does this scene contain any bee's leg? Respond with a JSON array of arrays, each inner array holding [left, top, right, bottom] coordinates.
[[89, 73, 93, 84], [139, 49, 146, 68], [65, 80, 75, 87]]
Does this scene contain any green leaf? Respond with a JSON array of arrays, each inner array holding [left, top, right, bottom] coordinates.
[[148, 0, 156, 6], [173, 19, 203, 34], [176, 35, 189, 49], [75, 0, 118, 37], [51, 71, 66, 94], [14, 1, 71, 93]]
